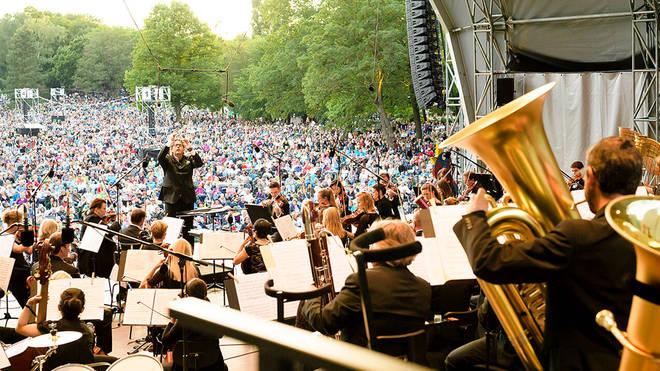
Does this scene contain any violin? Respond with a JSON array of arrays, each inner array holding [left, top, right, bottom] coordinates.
[[102, 211, 117, 224], [341, 209, 365, 229]]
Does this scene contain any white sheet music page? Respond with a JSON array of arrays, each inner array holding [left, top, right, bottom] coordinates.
[[73, 278, 105, 321], [79, 223, 105, 253], [0, 257, 14, 291], [262, 239, 314, 292], [428, 205, 475, 283], [123, 250, 164, 282], [326, 235, 352, 293], [123, 289, 156, 326], [274, 215, 300, 241], [571, 190, 595, 219], [407, 238, 432, 284], [162, 217, 185, 245], [0, 235, 14, 258], [234, 271, 298, 320], [151, 289, 181, 326], [197, 231, 243, 259]]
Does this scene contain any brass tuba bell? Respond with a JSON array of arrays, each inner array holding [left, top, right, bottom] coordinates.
[[598, 195, 660, 370], [441, 82, 580, 370]]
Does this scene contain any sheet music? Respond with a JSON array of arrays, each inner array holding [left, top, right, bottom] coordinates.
[[79, 222, 105, 253], [162, 217, 184, 245], [0, 234, 15, 258], [0, 257, 14, 291], [120, 250, 164, 282], [571, 190, 595, 219], [4, 336, 30, 358], [123, 289, 156, 326], [232, 272, 298, 320], [0, 344, 9, 369], [45, 278, 104, 321], [151, 289, 180, 326], [326, 236, 353, 293], [196, 231, 243, 259], [636, 186, 648, 196], [273, 215, 299, 241], [261, 239, 314, 292]]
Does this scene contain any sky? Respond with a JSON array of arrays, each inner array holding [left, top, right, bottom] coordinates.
[[0, 0, 253, 40]]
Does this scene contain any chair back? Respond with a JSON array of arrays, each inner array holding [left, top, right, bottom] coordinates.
[[174, 340, 221, 370]]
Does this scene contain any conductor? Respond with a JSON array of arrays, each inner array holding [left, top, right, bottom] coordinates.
[[158, 134, 203, 245]]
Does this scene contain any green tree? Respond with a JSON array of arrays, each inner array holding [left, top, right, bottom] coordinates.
[[124, 1, 224, 120], [74, 27, 135, 92], [300, 0, 413, 146], [5, 24, 43, 89]]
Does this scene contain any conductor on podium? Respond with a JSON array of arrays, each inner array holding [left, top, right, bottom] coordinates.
[[158, 134, 203, 245]]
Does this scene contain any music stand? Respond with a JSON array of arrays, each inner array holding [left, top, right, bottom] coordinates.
[[245, 204, 273, 224]]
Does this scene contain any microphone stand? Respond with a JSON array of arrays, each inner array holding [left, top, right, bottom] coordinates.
[[333, 148, 408, 223], [111, 155, 148, 224]]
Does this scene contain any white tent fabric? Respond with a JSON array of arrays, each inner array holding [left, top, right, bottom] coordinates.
[[522, 72, 633, 170]]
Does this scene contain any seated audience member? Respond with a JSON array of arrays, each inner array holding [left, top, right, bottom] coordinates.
[[141, 239, 199, 289], [162, 278, 226, 371], [302, 219, 432, 349], [232, 218, 271, 274]]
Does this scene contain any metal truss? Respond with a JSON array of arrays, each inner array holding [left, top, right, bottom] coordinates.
[[442, 28, 466, 137], [465, 0, 507, 120], [631, 0, 660, 140]]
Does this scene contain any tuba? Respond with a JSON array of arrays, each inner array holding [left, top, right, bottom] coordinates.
[[597, 195, 660, 370], [441, 82, 579, 370]]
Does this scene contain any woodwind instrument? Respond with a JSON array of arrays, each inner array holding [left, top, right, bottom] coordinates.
[[302, 205, 335, 305], [34, 240, 54, 322]]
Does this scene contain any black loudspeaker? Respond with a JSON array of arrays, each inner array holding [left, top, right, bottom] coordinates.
[[496, 78, 515, 107], [22, 101, 28, 121], [405, 0, 445, 109]]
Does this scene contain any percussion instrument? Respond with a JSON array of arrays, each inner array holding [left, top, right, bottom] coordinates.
[[107, 354, 164, 371], [29, 331, 82, 348]]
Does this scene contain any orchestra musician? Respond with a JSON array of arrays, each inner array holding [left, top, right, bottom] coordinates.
[[3, 208, 33, 307], [261, 181, 290, 218], [348, 192, 379, 238], [233, 219, 271, 274], [379, 172, 401, 205], [317, 188, 338, 221], [78, 198, 120, 279], [452, 137, 641, 370], [372, 183, 400, 219], [457, 171, 479, 202], [301, 219, 431, 349], [420, 182, 442, 207], [321, 207, 350, 246], [16, 287, 117, 369], [119, 208, 147, 250], [158, 134, 204, 246], [38, 219, 58, 243], [29, 233, 115, 356], [567, 161, 585, 191], [330, 179, 349, 217], [145, 220, 168, 250], [141, 239, 200, 289]]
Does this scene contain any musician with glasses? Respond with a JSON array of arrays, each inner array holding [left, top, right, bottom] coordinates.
[[452, 137, 642, 371]]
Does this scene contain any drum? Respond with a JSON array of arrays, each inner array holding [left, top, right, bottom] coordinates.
[[107, 354, 163, 371], [53, 364, 94, 370]]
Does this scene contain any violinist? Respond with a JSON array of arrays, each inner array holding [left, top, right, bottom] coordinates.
[[3, 208, 32, 307], [78, 198, 120, 279], [322, 207, 350, 246], [119, 208, 147, 250], [262, 181, 290, 218], [317, 188, 338, 221], [372, 184, 400, 219], [330, 179, 349, 217], [233, 219, 271, 274], [420, 182, 442, 206], [457, 171, 479, 202], [146, 220, 168, 250], [379, 172, 401, 203], [350, 192, 379, 238], [567, 161, 585, 191]]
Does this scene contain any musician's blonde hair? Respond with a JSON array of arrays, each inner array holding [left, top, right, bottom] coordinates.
[[39, 219, 58, 242], [323, 207, 346, 239], [356, 192, 375, 213], [167, 239, 198, 283], [369, 219, 418, 267]]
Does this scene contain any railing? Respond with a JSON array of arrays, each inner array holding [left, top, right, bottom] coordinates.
[[169, 298, 433, 371]]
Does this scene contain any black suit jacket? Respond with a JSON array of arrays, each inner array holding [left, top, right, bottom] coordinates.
[[375, 198, 400, 219], [119, 224, 143, 250], [302, 265, 431, 347], [453, 208, 635, 371], [158, 146, 203, 205], [78, 214, 120, 278]]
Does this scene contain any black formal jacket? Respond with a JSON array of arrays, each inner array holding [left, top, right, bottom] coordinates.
[[302, 265, 432, 347], [78, 214, 120, 279], [453, 208, 635, 371], [375, 198, 400, 219], [119, 224, 143, 250], [158, 146, 203, 205]]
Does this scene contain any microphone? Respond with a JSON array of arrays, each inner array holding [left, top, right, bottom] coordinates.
[[62, 193, 74, 244], [47, 165, 55, 178], [253, 144, 260, 153], [222, 98, 235, 107], [21, 205, 34, 247], [329, 146, 336, 158], [141, 155, 149, 169]]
